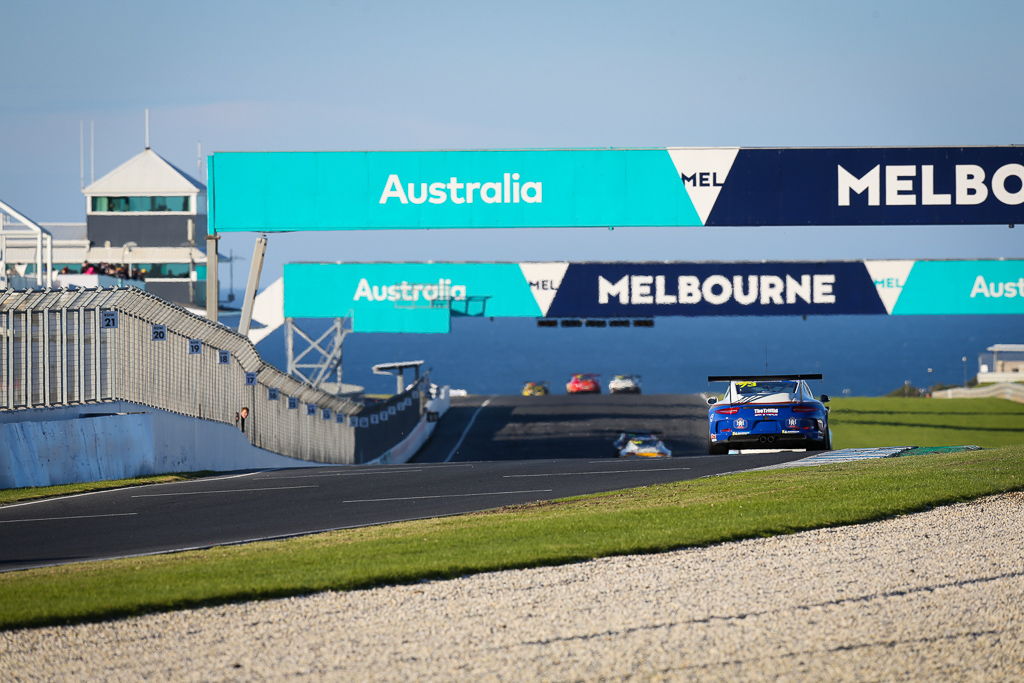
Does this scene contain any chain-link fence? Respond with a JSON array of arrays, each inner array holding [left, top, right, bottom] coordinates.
[[0, 287, 426, 464]]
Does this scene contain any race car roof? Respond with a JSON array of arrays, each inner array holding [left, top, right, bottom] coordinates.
[[707, 374, 823, 382]]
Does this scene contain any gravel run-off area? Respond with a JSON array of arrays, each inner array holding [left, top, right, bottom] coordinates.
[[4, 491, 1023, 681]]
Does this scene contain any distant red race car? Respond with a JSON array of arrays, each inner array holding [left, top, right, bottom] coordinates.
[[566, 373, 601, 394]]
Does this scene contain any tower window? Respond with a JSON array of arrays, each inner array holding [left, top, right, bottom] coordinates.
[[91, 196, 190, 212]]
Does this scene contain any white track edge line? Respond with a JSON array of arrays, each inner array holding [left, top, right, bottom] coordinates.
[[444, 397, 493, 462], [0, 470, 267, 510]]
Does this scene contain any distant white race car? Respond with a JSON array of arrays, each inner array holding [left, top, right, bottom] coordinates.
[[608, 374, 642, 394], [614, 432, 671, 458]]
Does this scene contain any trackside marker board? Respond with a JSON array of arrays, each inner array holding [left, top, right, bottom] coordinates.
[[208, 147, 1024, 232], [284, 259, 1024, 333]]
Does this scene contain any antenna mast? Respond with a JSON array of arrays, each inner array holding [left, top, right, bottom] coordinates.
[[145, 108, 150, 149], [79, 121, 84, 189]]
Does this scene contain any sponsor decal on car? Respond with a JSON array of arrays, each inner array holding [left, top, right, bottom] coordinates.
[[754, 407, 779, 416], [734, 418, 747, 429]]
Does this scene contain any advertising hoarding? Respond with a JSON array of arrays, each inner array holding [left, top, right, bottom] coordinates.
[[209, 147, 1024, 232], [284, 259, 1024, 333]]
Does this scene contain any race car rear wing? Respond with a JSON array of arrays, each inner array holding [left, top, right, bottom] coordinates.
[[707, 374, 823, 382]]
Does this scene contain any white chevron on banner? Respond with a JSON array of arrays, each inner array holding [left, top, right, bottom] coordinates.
[[519, 262, 569, 316], [864, 260, 916, 314], [666, 147, 740, 225]]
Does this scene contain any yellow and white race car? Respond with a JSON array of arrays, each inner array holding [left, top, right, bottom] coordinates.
[[614, 432, 672, 458], [521, 381, 550, 396]]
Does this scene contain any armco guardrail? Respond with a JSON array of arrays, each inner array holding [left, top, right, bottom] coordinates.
[[0, 287, 426, 463], [932, 383, 1024, 403]]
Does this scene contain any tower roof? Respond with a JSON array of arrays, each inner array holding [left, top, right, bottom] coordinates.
[[83, 148, 205, 196]]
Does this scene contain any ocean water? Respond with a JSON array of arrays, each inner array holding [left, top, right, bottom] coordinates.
[[255, 314, 1023, 397]]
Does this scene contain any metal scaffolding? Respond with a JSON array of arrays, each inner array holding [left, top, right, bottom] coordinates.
[[0, 199, 54, 289], [284, 316, 352, 394]]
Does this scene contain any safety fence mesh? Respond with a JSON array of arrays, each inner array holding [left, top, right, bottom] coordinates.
[[0, 287, 425, 463]]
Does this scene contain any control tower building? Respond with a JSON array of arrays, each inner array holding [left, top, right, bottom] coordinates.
[[80, 146, 208, 307]]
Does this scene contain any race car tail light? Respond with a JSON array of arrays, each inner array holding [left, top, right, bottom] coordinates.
[[792, 404, 817, 413], [715, 407, 740, 415]]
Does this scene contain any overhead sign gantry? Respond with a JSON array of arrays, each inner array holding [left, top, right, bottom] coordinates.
[[204, 145, 1022, 388]]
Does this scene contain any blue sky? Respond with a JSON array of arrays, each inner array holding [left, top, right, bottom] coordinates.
[[3, 0, 1021, 287]]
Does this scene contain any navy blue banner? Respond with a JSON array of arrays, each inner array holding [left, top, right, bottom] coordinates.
[[546, 262, 887, 317], [708, 147, 1024, 226]]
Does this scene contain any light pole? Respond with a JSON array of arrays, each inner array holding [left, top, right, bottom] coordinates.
[[962, 355, 969, 387], [904, 379, 911, 397], [120, 241, 137, 281]]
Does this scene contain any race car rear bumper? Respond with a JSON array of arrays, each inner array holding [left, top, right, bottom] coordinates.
[[720, 433, 823, 449]]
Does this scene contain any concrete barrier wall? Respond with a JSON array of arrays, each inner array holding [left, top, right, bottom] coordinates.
[[366, 387, 452, 465], [0, 404, 325, 489], [369, 416, 436, 465], [0, 414, 152, 488]]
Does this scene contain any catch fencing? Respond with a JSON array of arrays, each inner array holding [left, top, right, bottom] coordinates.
[[932, 383, 1024, 404], [0, 287, 426, 463]]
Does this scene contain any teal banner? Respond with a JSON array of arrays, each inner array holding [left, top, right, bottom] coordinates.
[[210, 150, 700, 232], [284, 262, 549, 332], [891, 260, 1024, 314]]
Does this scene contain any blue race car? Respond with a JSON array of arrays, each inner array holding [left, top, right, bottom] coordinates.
[[706, 374, 831, 455]]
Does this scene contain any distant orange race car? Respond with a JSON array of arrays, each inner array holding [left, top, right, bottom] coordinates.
[[566, 373, 601, 394]]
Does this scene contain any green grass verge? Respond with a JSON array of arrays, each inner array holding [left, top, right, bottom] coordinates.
[[829, 397, 1024, 449], [0, 472, 217, 506], [2, 446, 1023, 631]]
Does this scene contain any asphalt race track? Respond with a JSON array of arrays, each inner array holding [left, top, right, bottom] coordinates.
[[0, 394, 814, 571], [415, 393, 718, 462]]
